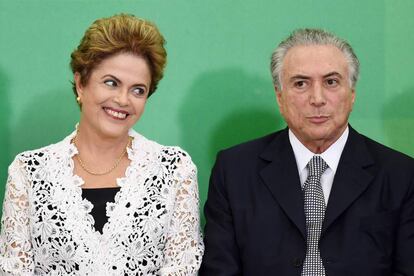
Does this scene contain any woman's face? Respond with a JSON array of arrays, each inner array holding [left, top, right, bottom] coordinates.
[[75, 52, 151, 139]]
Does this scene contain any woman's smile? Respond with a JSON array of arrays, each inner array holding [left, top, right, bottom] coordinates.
[[103, 107, 129, 120]]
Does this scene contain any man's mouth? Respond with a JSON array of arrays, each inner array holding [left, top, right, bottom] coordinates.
[[307, 115, 329, 124]]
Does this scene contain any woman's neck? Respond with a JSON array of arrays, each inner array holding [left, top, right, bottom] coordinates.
[[74, 123, 131, 160]]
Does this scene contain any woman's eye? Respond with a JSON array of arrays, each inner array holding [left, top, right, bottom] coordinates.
[[104, 79, 118, 87], [131, 87, 146, 97]]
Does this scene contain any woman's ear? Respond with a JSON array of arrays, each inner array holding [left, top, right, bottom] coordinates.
[[74, 72, 84, 97]]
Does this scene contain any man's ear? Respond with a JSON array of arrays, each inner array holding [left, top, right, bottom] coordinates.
[[349, 88, 356, 111], [74, 72, 84, 97], [351, 88, 356, 105], [275, 85, 283, 110]]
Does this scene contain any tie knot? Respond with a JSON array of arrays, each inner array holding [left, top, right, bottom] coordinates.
[[307, 156, 328, 177]]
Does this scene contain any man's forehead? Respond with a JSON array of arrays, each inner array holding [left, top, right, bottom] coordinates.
[[282, 44, 349, 78]]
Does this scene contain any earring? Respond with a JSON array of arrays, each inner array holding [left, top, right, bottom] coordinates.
[[76, 96, 81, 103]]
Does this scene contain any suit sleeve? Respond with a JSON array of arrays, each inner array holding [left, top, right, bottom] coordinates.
[[392, 174, 414, 276], [199, 152, 242, 276]]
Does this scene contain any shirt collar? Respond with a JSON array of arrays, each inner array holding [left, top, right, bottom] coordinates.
[[289, 126, 349, 173]]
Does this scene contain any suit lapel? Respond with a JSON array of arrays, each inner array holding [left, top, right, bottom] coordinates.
[[258, 127, 375, 239], [259, 129, 307, 239], [322, 127, 374, 234]]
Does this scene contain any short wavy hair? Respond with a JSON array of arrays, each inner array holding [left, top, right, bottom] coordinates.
[[70, 13, 167, 100], [270, 28, 359, 90]]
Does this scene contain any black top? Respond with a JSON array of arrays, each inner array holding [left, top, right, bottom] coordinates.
[[81, 187, 121, 233]]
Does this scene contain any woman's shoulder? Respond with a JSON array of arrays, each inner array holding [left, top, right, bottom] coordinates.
[[129, 129, 195, 166], [11, 132, 74, 168]]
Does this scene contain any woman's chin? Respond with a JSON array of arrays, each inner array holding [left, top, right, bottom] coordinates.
[[104, 126, 130, 139], [79, 111, 137, 139], [90, 122, 131, 140]]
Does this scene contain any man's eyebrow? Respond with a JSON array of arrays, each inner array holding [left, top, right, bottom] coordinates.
[[323, 72, 343, 78], [289, 74, 311, 81]]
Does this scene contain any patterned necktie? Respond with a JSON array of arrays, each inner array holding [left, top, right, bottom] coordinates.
[[302, 156, 328, 276]]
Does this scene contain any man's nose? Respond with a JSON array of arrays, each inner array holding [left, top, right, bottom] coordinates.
[[309, 83, 326, 106]]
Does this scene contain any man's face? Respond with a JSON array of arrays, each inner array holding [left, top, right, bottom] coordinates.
[[276, 44, 355, 153]]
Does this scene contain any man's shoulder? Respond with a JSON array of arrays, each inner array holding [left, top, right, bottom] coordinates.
[[217, 129, 286, 162], [352, 129, 414, 167]]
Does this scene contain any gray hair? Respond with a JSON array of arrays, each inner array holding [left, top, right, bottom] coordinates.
[[270, 28, 359, 90]]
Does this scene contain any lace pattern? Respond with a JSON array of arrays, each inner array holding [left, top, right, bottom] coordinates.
[[0, 129, 204, 275]]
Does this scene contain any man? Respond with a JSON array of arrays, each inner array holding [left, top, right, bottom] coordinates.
[[200, 29, 414, 276]]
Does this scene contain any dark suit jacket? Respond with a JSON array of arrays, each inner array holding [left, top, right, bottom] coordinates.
[[200, 127, 414, 276]]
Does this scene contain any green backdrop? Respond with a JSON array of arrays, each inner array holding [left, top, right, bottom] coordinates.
[[1, 0, 414, 226]]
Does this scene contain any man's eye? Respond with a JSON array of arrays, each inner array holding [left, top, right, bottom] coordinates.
[[326, 78, 339, 86], [294, 81, 307, 88], [131, 87, 146, 97], [104, 80, 118, 87]]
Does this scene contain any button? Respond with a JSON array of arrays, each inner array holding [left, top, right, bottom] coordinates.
[[292, 257, 303, 267]]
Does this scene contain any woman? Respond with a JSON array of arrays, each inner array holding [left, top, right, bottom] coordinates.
[[0, 14, 203, 275]]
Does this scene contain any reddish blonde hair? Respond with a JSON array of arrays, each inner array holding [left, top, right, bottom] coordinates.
[[70, 13, 167, 99]]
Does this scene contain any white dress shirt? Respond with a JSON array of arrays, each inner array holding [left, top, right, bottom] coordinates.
[[288, 127, 349, 205]]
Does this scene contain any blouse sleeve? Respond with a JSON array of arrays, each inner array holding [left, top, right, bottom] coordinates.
[[0, 157, 34, 275], [160, 150, 204, 276]]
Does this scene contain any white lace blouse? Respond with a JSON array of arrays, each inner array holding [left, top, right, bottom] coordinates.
[[0, 129, 204, 275]]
